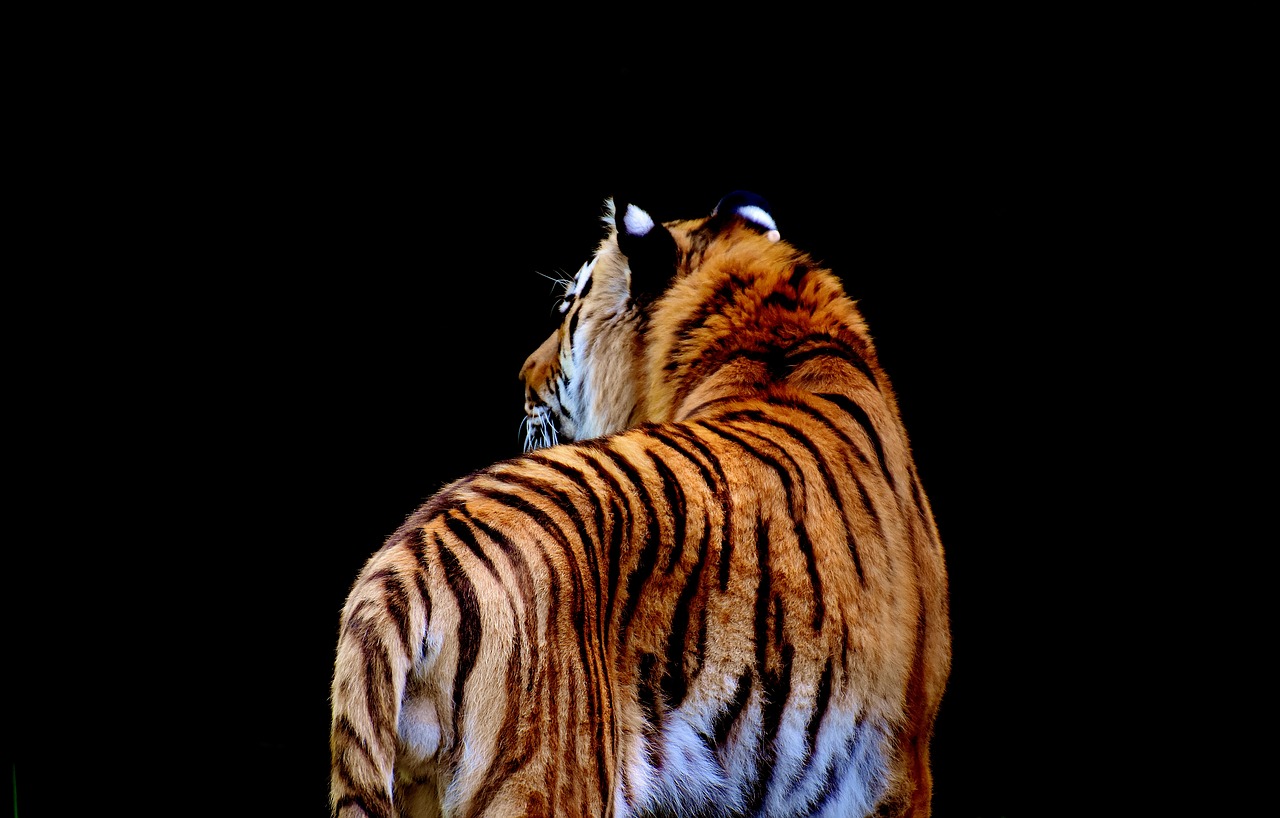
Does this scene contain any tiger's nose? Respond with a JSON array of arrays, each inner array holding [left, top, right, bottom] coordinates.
[[523, 387, 545, 415]]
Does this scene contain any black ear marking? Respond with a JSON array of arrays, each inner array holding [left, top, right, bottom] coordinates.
[[710, 190, 781, 240], [615, 198, 678, 306]]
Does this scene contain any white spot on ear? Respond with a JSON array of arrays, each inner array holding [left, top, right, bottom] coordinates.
[[765, 229, 781, 243], [622, 204, 654, 237], [736, 204, 777, 232]]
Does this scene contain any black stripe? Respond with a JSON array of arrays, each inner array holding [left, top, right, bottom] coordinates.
[[360, 567, 412, 655], [762, 289, 799, 311], [342, 605, 398, 752], [673, 271, 753, 348], [647, 424, 727, 688], [330, 714, 377, 792], [654, 425, 735, 595], [808, 735, 853, 815], [910, 468, 935, 541], [647, 424, 718, 490], [647, 449, 687, 573], [525, 386, 547, 409], [407, 527, 440, 663], [553, 372, 573, 421], [471, 485, 601, 774], [453, 508, 540, 695], [713, 416, 832, 637], [577, 449, 632, 635], [443, 512, 499, 580], [721, 409, 839, 619], [385, 569, 412, 657], [783, 344, 863, 372], [528, 453, 608, 593], [412, 569, 431, 662], [795, 522, 829, 630], [694, 414, 803, 598], [784, 333, 880, 388], [787, 399, 885, 537], [469, 635, 533, 817], [663, 512, 711, 710], [732, 404, 860, 550], [788, 262, 808, 290], [712, 668, 754, 748], [676, 393, 744, 421], [509, 456, 614, 794], [842, 619, 853, 679], [567, 302, 582, 348], [718, 528, 734, 592], [602, 447, 662, 644], [436, 535, 481, 729], [489, 466, 612, 797], [333, 793, 391, 818], [786, 398, 871, 470], [605, 495, 627, 634], [638, 652, 664, 770], [746, 641, 794, 815], [496, 470, 600, 605], [468, 487, 565, 616], [727, 412, 803, 514], [465, 491, 609, 809], [366, 629, 396, 750], [699, 419, 801, 514], [773, 593, 785, 647], [753, 516, 772, 677], [801, 658, 834, 787], [814, 392, 895, 493], [546, 647, 561, 816]]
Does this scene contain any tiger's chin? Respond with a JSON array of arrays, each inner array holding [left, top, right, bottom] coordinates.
[[520, 409, 565, 453]]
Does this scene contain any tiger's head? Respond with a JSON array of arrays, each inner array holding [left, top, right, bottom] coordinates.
[[519, 192, 784, 453]]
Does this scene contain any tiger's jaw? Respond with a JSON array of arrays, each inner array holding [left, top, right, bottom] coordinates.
[[521, 404, 562, 452], [519, 325, 578, 452], [520, 353, 574, 454]]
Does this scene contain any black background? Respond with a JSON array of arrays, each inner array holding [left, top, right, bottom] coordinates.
[[6, 26, 1182, 818]]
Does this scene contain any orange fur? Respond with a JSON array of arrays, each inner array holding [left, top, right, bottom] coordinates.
[[332, 194, 950, 817]]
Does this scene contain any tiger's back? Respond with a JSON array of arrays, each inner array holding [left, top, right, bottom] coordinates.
[[331, 192, 950, 817]]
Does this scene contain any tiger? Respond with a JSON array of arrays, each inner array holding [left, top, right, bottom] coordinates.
[[330, 191, 951, 817]]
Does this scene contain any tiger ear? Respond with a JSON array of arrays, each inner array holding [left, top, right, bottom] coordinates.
[[710, 190, 782, 243], [614, 198, 678, 306]]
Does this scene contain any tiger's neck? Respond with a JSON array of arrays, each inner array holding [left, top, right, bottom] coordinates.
[[639, 238, 884, 423]]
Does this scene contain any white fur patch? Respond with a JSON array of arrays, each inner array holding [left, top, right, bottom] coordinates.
[[573, 257, 596, 297], [622, 204, 654, 237], [397, 696, 442, 762], [736, 204, 777, 232], [560, 258, 597, 313]]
